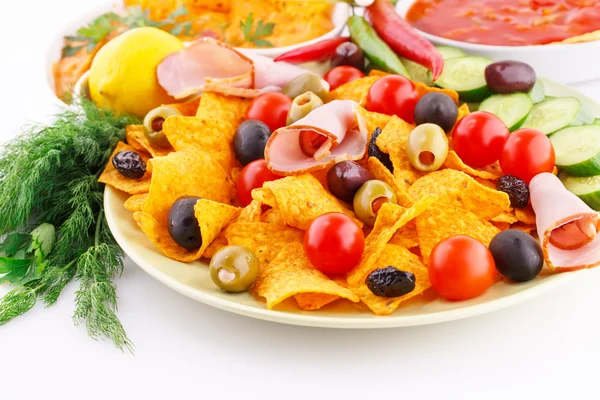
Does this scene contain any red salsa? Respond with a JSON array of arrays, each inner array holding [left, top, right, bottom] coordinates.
[[406, 0, 600, 46]]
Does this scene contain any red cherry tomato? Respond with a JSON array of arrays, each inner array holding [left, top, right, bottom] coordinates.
[[451, 111, 510, 168], [366, 75, 419, 123], [500, 128, 555, 184], [236, 159, 282, 207], [304, 213, 365, 275], [428, 235, 496, 301], [324, 66, 365, 91], [245, 92, 292, 132]]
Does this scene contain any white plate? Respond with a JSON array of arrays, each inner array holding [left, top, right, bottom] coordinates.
[[396, 0, 600, 85], [46, 2, 350, 109], [106, 77, 595, 329]]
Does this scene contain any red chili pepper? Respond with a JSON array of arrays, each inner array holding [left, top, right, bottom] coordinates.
[[366, 0, 444, 80], [274, 37, 350, 64]]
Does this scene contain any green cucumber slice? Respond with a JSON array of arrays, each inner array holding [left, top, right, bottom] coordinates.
[[431, 56, 493, 102], [528, 80, 545, 104], [594, 118, 600, 125], [400, 57, 433, 86], [435, 46, 466, 59], [479, 93, 533, 131], [520, 97, 581, 135], [561, 175, 600, 210], [569, 103, 595, 126], [550, 125, 600, 177]]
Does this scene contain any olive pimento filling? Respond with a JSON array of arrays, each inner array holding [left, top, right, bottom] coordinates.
[[549, 214, 600, 250], [299, 130, 334, 160], [371, 197, 389, 214], [418, 151, 435, 166], [151, 117, 165, 132]]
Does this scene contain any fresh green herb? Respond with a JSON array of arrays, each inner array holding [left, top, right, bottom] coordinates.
[[239, 13, 275, 48], [0, 100, 138, 351]]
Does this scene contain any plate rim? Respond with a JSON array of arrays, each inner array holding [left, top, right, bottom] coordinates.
[[106, 77, 592, 329]]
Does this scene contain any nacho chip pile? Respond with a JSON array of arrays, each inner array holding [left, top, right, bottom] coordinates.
[[99, 70, 536, 316]]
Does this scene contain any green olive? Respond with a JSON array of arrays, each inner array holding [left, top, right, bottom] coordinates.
[[209, 246, 260, 293], [143, 105, 182, 148], [282, 73, 328, 102], [406, 123, 449, 172], [353, 180, 397, 226], [286, 91, 324, 125]]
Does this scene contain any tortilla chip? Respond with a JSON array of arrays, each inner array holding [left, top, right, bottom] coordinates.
[[368, 70, 389, 78], [237, 200, 264, 222], [224, 221, 303, 267], [255, 174, 362, 230], [124, 193, 148, 212], [367, 157, 412, 207], [408, 169, 511, 220], [416, 202, 500, 264], [203, 234, 228, 259], [511, 223, 537, 233], [491, 210, 519, 224], [376, 116, 424, 190], [294, 293, 340, 311], [328, 76, 380, 103], [414, 81, 459, 104], [98, 141, 152, 194], [134, 199, 240, 262], [126, 124, 173, 158], [515, 205, 536, 225], [163, 116, 235, 173], [253, 242, 359, 309], [195, 92, 250, 142], [143, 148, 232, 225], [443, 151, 503, 180], [169, 97, 201, 117], [261, 208, 286, 225], [389, 219, 419, 248], [353, 244, 431, 315], [491, 221, 511, 231], [347, 195, 436, 287], [457, 103, 470, 121]]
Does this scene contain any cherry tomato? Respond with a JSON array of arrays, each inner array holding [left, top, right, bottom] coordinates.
[[236, 159, 282, 207], [428, 235, 496, 301], [304, 212, 365, 275], [366, 75, 419, 123], [324, 66, 365, 91], [451, 111, 509, 168], [245, 92, 292, 132], [500, 128, 555, 184]]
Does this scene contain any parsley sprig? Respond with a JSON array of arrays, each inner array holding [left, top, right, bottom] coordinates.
[[239, 13, 275, 47]]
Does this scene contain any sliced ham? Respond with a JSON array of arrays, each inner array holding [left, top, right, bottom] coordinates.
[[157, 38, 313, 99], [530, 173, 600, 272], [265, 100, 368, 175]]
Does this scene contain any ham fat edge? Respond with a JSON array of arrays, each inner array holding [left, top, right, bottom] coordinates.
[[530, 173, 600, 272], [265, 100, 368, 175]]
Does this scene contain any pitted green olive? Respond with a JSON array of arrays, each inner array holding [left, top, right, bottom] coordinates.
[[286, 91, 324, 125], [209, 246, 260, 293], [353, 180, 397, 226], [282, 73, 328, 102], [143, 105, 182, 148], [407, 123, 449, 172]]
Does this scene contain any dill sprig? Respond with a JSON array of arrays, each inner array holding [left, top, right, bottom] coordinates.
[[0, 100, 138, 351]]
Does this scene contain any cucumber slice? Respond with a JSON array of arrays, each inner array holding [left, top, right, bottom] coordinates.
[[520, 97, 581, 135], [435, 46, 466, 59], [594, 118, 600, 125], [432, 56, 493, 102], [569, 103, 595, 126], [561, 175, 600, 210], [528, 80, 545, 104], [400, 57, 433, 86], [479, 93, 533, 131], [550, 125, 600, 176]]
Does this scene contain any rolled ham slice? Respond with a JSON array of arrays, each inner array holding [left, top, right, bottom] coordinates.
[[265, 100, 368, 175], [157, 38, 312, 99], [530, 173, 600, 272]]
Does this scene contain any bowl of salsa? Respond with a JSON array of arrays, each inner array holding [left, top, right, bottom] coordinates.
[[396, 0, 600, 84]]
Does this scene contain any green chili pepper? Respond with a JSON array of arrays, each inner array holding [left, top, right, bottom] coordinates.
[[347, 15, 411, 79]]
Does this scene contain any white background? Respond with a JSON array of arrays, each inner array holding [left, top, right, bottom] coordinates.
[[2, 1, 600, 399]]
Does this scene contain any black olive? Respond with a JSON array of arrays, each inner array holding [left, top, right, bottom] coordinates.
[[485, 61, 536, 94], [112, 151, 146, 179], [368, 127, 393, 173], [168, 196, 203, 251], [233, 120, 272, 166], [331, 42, 365, 71], [413, 92, 459, 133], [326, 160, 373, 203], [497, 175, 530, 208], [489, 230, 543, 282], [366, 266, 416, 298]]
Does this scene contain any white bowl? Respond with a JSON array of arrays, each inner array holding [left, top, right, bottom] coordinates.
[[46, 1, 350, 108], [396, 0, 600, 85]]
